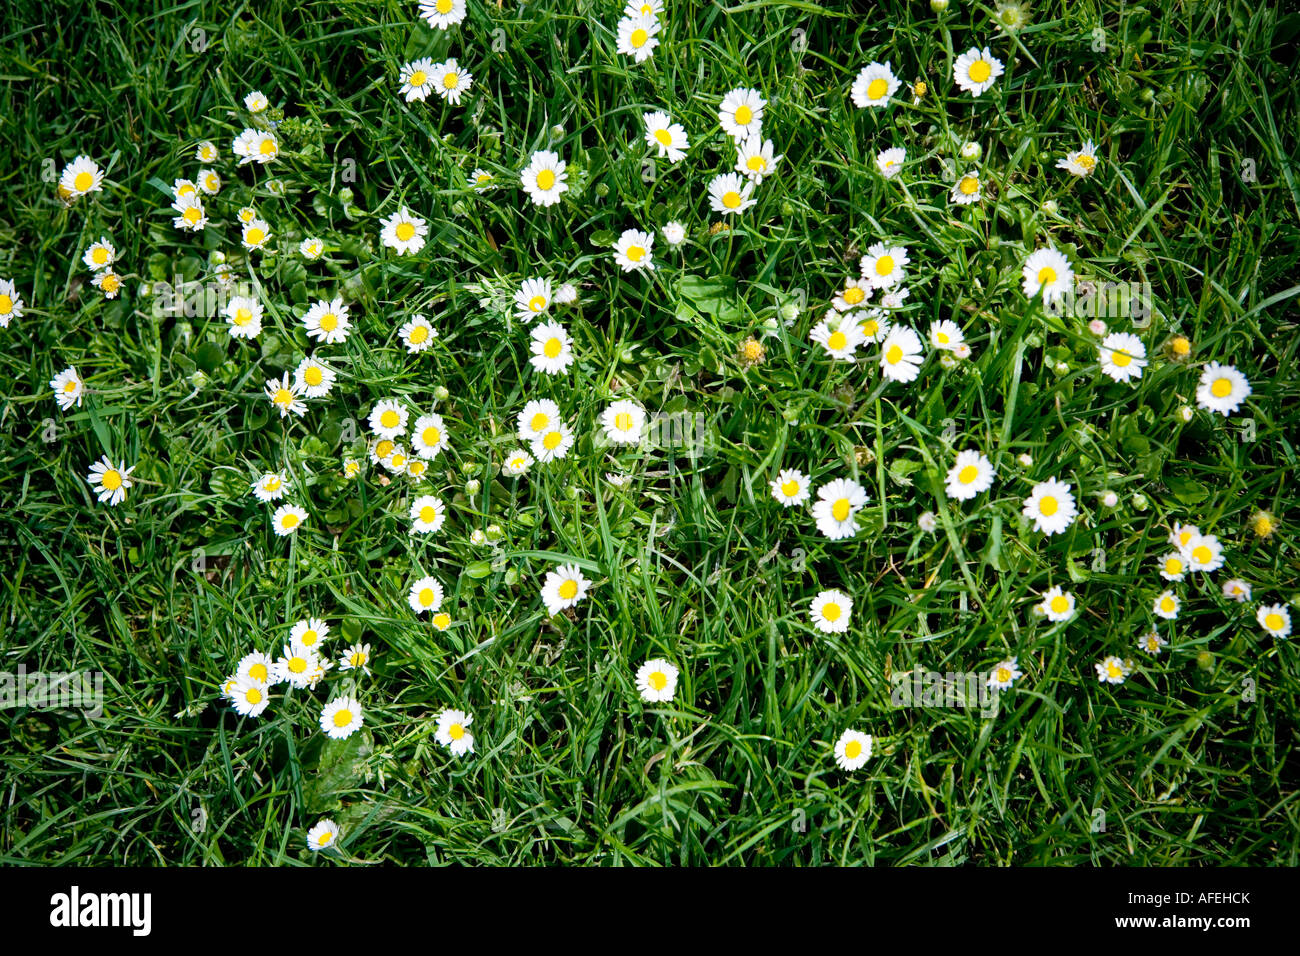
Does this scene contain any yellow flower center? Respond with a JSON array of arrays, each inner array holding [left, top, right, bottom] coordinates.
[[734, 105, 753, 125], [380, 410, 400, 429], [958, 176, 979, 195], [246, 227, 265, 245], [722, 190, 742, 209], [234, 308, 252, 326], [1049, 595, 1069, 614], [259, 139, 276, 156], [409, 324, 429, 344], [395, 222, 416, 242], [969, 60, 992, 83], [630, 27, 648, 47], [875, 255, 895, 276], [1164, 558, 1182, 575], [1211, 377, 1232, 398], [422, 426, 441, 446], [420, 505, 437, 523], [419, 587, 435, 606], [543, 430, 563, 450], [245, 687, 263, 704], [844, 740, 861, 758], [433, 613, 451, 629], [885, 344, 903, 365], [443, 72, 459, 90], [530, 413, 550, 432], [626, 245, 645, 262], [0, 295, 11, 314], [958, 464, 978, 485], [280, 512, 300, 528], [1160, 596, 1175, 613], [1192, 545, 1211, 564], [1106, 662, 1123, 679], [648, 671, 667, 691], [100, 274, 120, 292], [92, 248, 108, 264], [614, 412, 634, 432], [409, 70, 427, 87], [937, 332, 950, 344], [288, 656, 306, 674], [781, 479, 799, 497], [302, 630, 317, 644], [823, 602, 841, 621], [867, 78, 888, 100], [74, 171, 94, 192], [542, 336, 564, 358], [843, 286, 865, 305], [1265, 613, 1284, 631], [827, 330, 848, 351], [436, 0, 452, 11], [1037, 266, 1056, 285], [63, 380, 77, 392], [333, 709, 353, 728], [860, 319, 879, 337], [101, 470, 122, 490], [558, 579, 578, 600], [183, 206, 202, 224], [1077, 154, 1096, 171], [1112, 350, 1132, 367], [1171, 336, 1190, 356], [654, 129, 672, 146], [996, 667, 1011, 683], [304, 366, 323, 386], [831, 498, 851, 522], [319, 830, 333, 845], [375, 440, 395, 459], [249, 663, 268, 681], [747, 156, 766, 172], [536, 169, 556, 191]]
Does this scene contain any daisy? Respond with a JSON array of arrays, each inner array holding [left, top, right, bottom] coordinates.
[[92, 269, 124, 299], [405, 458, 429, 481], [520, 150, 568, 207], [662, 221, 687, 246], [265, 374, 307, 419], [418, 0, 467, 30], [876, 147, 906, 178], [718, 88, 765, 140], [945, 449, 995, 501], [1184, 533, 1225, 573], [244, 90, 269, 112], [1222, 579, 1251, 602], [171, 195, 208, 231], [859, 242, 909, 290], [918, 511, 938, 533], [380, 207, 428, 255], [303, 297, 351, 344], [470, 168, 495, 192], [1153, 589, 1180, 620], [434, 709, 475, 756], [502, 448, 534, 476], [242, 218, 272, 251], [410, 495, 447, 534], [769, 468, 811, 507], [953, 46, 1005, 97], [398, 314, 437, 354], [1057, 140, 1099, 178], [86, 456, 134, 506], [1257, 604, 1292, 638], [626, 0, 663, 14], [236, 206, 258, 225], [812, 478, 869, 540], [50, 366, 84, 410], [291, 618, 330, 649], [1022, 478, 1077, 536], [271, 504, 307, 536], [643, 111, 689, 162], [1195, 361, 1251, 416], [408, 576, 445, 614], [1039, 585, 1076, 622], [197, 168, 221, 195], [600, 400, 646, 445], [530, 421, 575, 463], [82, 238, 116, 271], [636, 659, 679, 703], [810, 589, 853, 634], [250, 471, 287, 503], [1138, 630, 1167, 656], [274, 640, 322, 690], [855, 309, 891, 344], [343, 458, 362, 479], [879, 325, 925, 383], [172, 176, 198, 199], [616, 12, 660, 62], [833, 729, 872, 770], [879, 287, 910, 310], [294, 356, 336, 398], [381, 446, 410, 475], [430, 58, 473, 104], [810, 312, 865, 360], [1095, 656, 1128, 685], [398, 58, 436, 102], [541, 564, 590, 616], [229, 676, 271, 717], [369, 400, 409, 439], [529, 321, 575, 375], [1098, 332, 1147, 383], [1158, 551, 1188, 582], [517, 399, 562, 439], [300, 237, 325, 259], [369, 438, 397, 466], [225, 295, 264, 340], [59, 155, 104, 197], [735, 136, 782, 184], [319, 695, 364, 740], [613, 228, 655, 273], [412, 413, 450, 459], [1169, 522, 1200, 552], [514, 277, 553, 322], [306, 819, 340, 852], [338, 642, 372, 676], [833, 278, 872, 312], [1021, 248, 1074, 303], [708, 172, 756, 215], [950, 170, 982, 205], [929, 319, 965, 351], [237, 651, 277, 685], [987, 658, 1022, 690], [195, 141, 218, 163], [850, 61, 901, 108]]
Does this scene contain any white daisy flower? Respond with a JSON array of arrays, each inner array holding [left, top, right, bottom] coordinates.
[[380, 207, 428, 255], [195, 141, 218, 163], [1039, 585, 1076, 622], [1022, 478, 1077, 536], [987, 658, 1022, 690], [399, 314, 438, 353], [82, 238, 116, 271], [1057, 140, 1099, 178], [306, 819, 340, 852], [1021, 248, 1074, 303], [86, 455, 134, 506], [517, 399, 561, 439], [242, 218, 272, 251], [410, 495, 447, 534], [810, 589, 853, 633], [613, 228, 655, 272], [1095, 656, 1128, 685], [876, 147, 906, 178], [1153, 589, 1180, 620], [339, 642, 372, 675], [636, 659, 679, 703], [244, 90, 269, 112], [251, 471, 287, 503], [236, 651, 278, 685], [529, 321, 575, 375], [1169, 522, 1200, 552], [434, 708, 475, 756], [854, 309, 890, 344], [851, 61, 901, 108], [879, 325, 925, 383], [950, 170, 981, 204], [429, 58, 473, 104], [1158, 551, 1188, 582], [616, 12, 660, 62], [171, 194, 208, 231], [718, 87, 765, 139], [1257, 604, 1292, 638], [412, 413, 450, 459], [50, 366, 84, 410], [1183, 533, 1225, 573], [300, 237, 325, 259], [810, 312, 866, 360], [418, 0, 467, 29], [398, 57, 436, 102], [953, 46, 1005, 97], [812, 478, 869, 540], [833, 278, 872, 312], [229, 675, 271, 717], [291, 618, 330, 649], [859, 242, 909, 290], [271, 503, 307, 536], [662, 221, 687, 246], [470, 168, 495, 192], [1195, 361, 1251, 416], [294, 356, 335, 398], [232, 128, 279, 164], [1138, 631, 1167, 656], [265, 374, 307, 419], [369, 400, 410, 439], [502, 448, 534, 477], [198, 168, 222, 195], [223, 296, 262, 339], [945, 449, 995, 501], [770, 468, 811, 507], [708, 172, 756, 215], [59, 155, 104, 197], [408, 576, 445, 614], [520, 150, 568, 207], [643, 111, 690, 163], [530, 422, 575, 462], [541, 564, 590, 616], [833, 729, 872, 770], [274, 640, 323, 690], [600, 400, 646, 445], [1222, 579, 1251, 602], [1098, 332, 1147, 383], [735, 136, 782, 184], [319, 695, 364, 740], [929, 319, 965, 351], [514, 276, 553, 322], [92, 269, 124, 299], [302, 297, 351, 344]]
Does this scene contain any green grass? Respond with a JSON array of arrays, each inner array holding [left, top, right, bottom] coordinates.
[[1, 0, 1298, 865]]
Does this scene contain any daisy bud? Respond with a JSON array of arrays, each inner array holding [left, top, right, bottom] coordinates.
[[780, 301, 801, 322], [1041, 199, 1059, 215], [930, 0, 949, 10], [189, 370, 209, 389], [433, 385, 450, 401], [960, 141, 981, 160], [470, 529, 487, 545], [1017, 454, 1033, 467], [595, 183, 610, 198], [550, 124, 565, 139], [1196, 650, 1215, 671], [1053, 361, 1070, 374], [940, 352, 958, 369], [486, 523, 503, 541], [460, 461, 478, 476], [1177, 405, 1193, 423], [210, 250, 227, 265], [918, 511, 937, 533], [1131, 493, 1149, 511], [465, 479, 481, 496], [338, 187, 354, 204], [1088, 319, 1108, 336], [1100, 490, 1119, 508]]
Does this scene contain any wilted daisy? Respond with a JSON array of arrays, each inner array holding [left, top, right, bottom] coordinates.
[[380, 207, 428, 255], [810, 589, 853, 634], [430, 58, 473, 104], [294, 356, 335, 398], [408, 576, 445, 614], [529, 321, 575, 375], [300, 237, 325, 260], [1153, 589, 1180, 620], [320, 695, 363, 740], [1, 278, 27, 325], [82, 238, 116, 271], [950, 170, 982, 205], [879, 325, 925, 383], [50, 366, 84, 410], [833, 278, 871, 312], [396, 314, 437, 354], [171, 194, 207, 231], [1222, 579, 1251, 602], [419, 0, 467, 29], [520, 150, 568, 207], [708, 172, 756, 215], [953, 46, 1004, 96], [616, 12, 660, 62], [662, 221, 686, 246], [1098, 332, 1147, 383], [1057, 140, 1099, 178], [531, 421, 575, 462], [718, 88, 765, 139], [306, 818, 340, 852], [876, 147, 906, 178], [636, 659, 679, 703], [614, 229, 655, 272], [59, 155, 104, 197], [514, 277, 553, 322], [1138, 630, 1167, 656], [833, 729, 872, 770], [1021, 248, 1074, 303], [434, 708, 475, 756], [850, 61, 901, 108], [410, 495, 447, 534], [398, 58, 436, 102], [338, 642, 372, 676], [600, 400, 646, 445], [735, 136, 782, 184], [1095, 656, 1128, 685], [860, 242, 909, 290], [251, 471, 287, 503], [1250, 511, 1276, 539], [86, 456, 134, 506], [225, 295, 263, 340], [242, 218, 272, 252], [929, 319, 965, 351], [770, 468, 811, 507], [1257, 603, 1292, 638], [1039, 585, 1076, 623], [229, 676, 271, 718], [811, 312, 865, 360], [517, 399, 561, 440], [502, 448, 534, 477], [470, 168, 496, 192], [1195, 361, 1251, 416], [265, 374, 307, 419], [643, 111, 690, 162], [233, 128, 279, 164], [541, 564, 590, 616], [302, 297, 351, 345], [946, 449, 995, 501], [1184, 533, 1224, 573], [1022, 478, 1077, 536], [987, 658, 1022, 691], [812, 478, 868, 540], [92, 269, 123, 299], [369, 400, 409, 439], [855, 309, 890, 344]]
